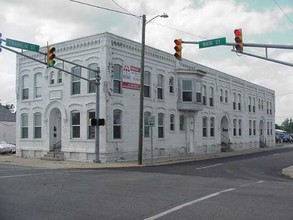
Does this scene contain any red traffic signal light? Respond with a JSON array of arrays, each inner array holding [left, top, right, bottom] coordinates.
[[234, 29, 243, 52], [47, 46, 56, 67], [174, 39, 182, 61]]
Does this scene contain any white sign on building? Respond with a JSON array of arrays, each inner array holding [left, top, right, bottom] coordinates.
[[122, 65, 140, 90]]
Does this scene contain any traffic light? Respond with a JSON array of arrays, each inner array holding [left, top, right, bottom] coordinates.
[[174, 39, 182, 61], [47, 46, 56, 67], [234, 29, 243, 52]]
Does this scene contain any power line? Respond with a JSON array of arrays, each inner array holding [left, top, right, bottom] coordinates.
[[272, 0, 293, 25], [111, 0, 135, 17]]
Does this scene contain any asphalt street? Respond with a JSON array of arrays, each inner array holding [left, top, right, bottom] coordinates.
[[0, 148, 292, 220]]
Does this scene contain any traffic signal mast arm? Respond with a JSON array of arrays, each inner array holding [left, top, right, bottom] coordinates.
[[181, 40, 293, 68]]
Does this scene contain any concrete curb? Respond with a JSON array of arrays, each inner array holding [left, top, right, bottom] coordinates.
[[282, 166, 293, 179]]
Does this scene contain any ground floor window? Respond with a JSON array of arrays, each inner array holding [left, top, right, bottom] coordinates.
[[158, 113, 164, 138], [88, 111, 95, 139], [71, 111, 80, 138], [21, 113, 28, 139], [34, 112, 42, 138], [113, 109, 122, 139]]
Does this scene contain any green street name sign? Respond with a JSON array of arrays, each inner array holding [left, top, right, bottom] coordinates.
[[199, 37, 226, 49], [6, 38, 40, 52]]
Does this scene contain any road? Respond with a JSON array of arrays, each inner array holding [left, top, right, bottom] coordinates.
[[0, 148, 292, 220]]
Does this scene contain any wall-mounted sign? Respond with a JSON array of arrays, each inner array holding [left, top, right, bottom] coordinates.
[[122, 65, 141, 90]]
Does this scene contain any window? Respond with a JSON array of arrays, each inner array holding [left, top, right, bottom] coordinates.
[[210, 117, 215, 137], [238, 119, 242, 136], [202, 117, 207, 137], [21, 113, 28, 138], [233, 93, 236, 110], [144, 112, 151, 138], [249, 120, 252, 136], [113, 109, 122, 139], [71, 111, 80, 138], [220, 89, 223, 102], [261, 99, 264, 110], [88, 111, 95, 139], [22, 75, 29, 100], [157, 74, 164, 100], [202, 85, 207, 105], [113, 64, 122, 94], [248, 97, 252, 112], [253, 120, 256, 135], [258, 98, 261, 109], [270, 122, 273, 135], [233, 119, 237, 136], [182, 80, 192, 102], [57, 71, 62, 83], [88, 63, 98, 93], [225, 90, 228, 103], [267, 121, 270, 135], [158, 113, 164, 138], [209, 87, 214, 106], [50, 71, 54, 84], [170, 114, 175, 131], [270, 102, 272, 115], [72, 66, 81, 95], [34, 113, 42, 138], [34, 73, 42, 98], [144, 72, 151, 98], [266, 101, 269, 114], [169, 77, 174, 94], [253, 98, 256, 112], [179, 115, 185, 131], [196, 81, 202, 103], [238, 94, 241, 110]]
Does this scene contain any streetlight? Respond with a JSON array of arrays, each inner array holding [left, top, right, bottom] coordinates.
[[138, 13, 168, 165]]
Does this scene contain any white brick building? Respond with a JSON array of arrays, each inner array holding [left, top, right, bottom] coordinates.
[[16, 32, 275, 162]]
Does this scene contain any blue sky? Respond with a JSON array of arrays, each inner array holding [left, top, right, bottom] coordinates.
[[0, 0, 292, 124]]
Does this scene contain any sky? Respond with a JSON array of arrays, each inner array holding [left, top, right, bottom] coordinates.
[[0, 0, 292, 124]]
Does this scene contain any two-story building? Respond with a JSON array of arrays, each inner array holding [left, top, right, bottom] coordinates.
[[15, 32, 275, 162]]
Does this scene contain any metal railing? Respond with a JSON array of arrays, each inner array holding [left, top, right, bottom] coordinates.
[[53, 141, 62, 158]]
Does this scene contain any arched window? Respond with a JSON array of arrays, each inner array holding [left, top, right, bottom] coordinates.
[[113, 64, 122, 94], [157, 74, 164, 100], [71, 66, 81, 95], [34, 112, 42, 139], [113, 109, 122, 139], [210, 117, 215, 137], [144, 72, 151, 98], [209, 87, 214, 106], [158, 113, 164, 138], [34, 73, 42, 99], [21, 113, 28, 138], [71, 111, 80, 138], [22, 75, 29, 100], [202, 117, 207, 137], [169, 77, 174, 94], [170, 114, 175, 131], [88, 63, 98, 93], [202, 85, 207, 105], [88, 110, 95, 139], [144, 112, 151, 138]]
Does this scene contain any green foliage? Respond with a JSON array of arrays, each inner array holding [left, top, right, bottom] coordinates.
[[281, 118, 293, 133], [0, 103, 15, 113]]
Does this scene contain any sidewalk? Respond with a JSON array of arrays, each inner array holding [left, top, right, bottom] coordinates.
[[0, 144, 292, 178]]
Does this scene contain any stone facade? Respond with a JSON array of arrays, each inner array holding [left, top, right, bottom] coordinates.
[[15, 32, 275, 162]]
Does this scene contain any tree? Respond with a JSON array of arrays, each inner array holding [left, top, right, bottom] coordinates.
[[281, 118, 293, 133], [0, 102, 15, 113]]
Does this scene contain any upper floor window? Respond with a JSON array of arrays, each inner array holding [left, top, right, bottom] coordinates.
[[71, 66, 81, 95], [253, 97, 256, 113], [220, 89, 223, 102], [249, 120, 252, 136], [50, 71, 55, 84], [225, 90, 228, 103], [57, 71, 62, 84], [34, 112, 42, 139], [209, 87, 214, 107], [233, 93, 236, 110], [144, 72, 151, 98], [202, 85, 207, 105], [169, 77, 174, 94], [113, 109, 122, 139], [34, 73, 42, 99], [196, 81, 202, 103], [157, 74, 164, 100], [21, 113, 28, 138], [248, 96, 252, 112], [113, 64, 122, 94], [182, 80, 192, 102], [88, 63, 98, 93], [158, 113, 164, 138], [238, 94, 241, 110], [22, 75, 29, 100], [270, 102, 272, 115]]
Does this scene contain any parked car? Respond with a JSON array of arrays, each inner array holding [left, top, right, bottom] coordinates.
[[0, 141, 16, 154]]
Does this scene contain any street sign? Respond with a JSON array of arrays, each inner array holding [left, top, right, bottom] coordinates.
[[6, 38, 40, 52], [148, 116, 155, 127], [199, 37, 226, 49]]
